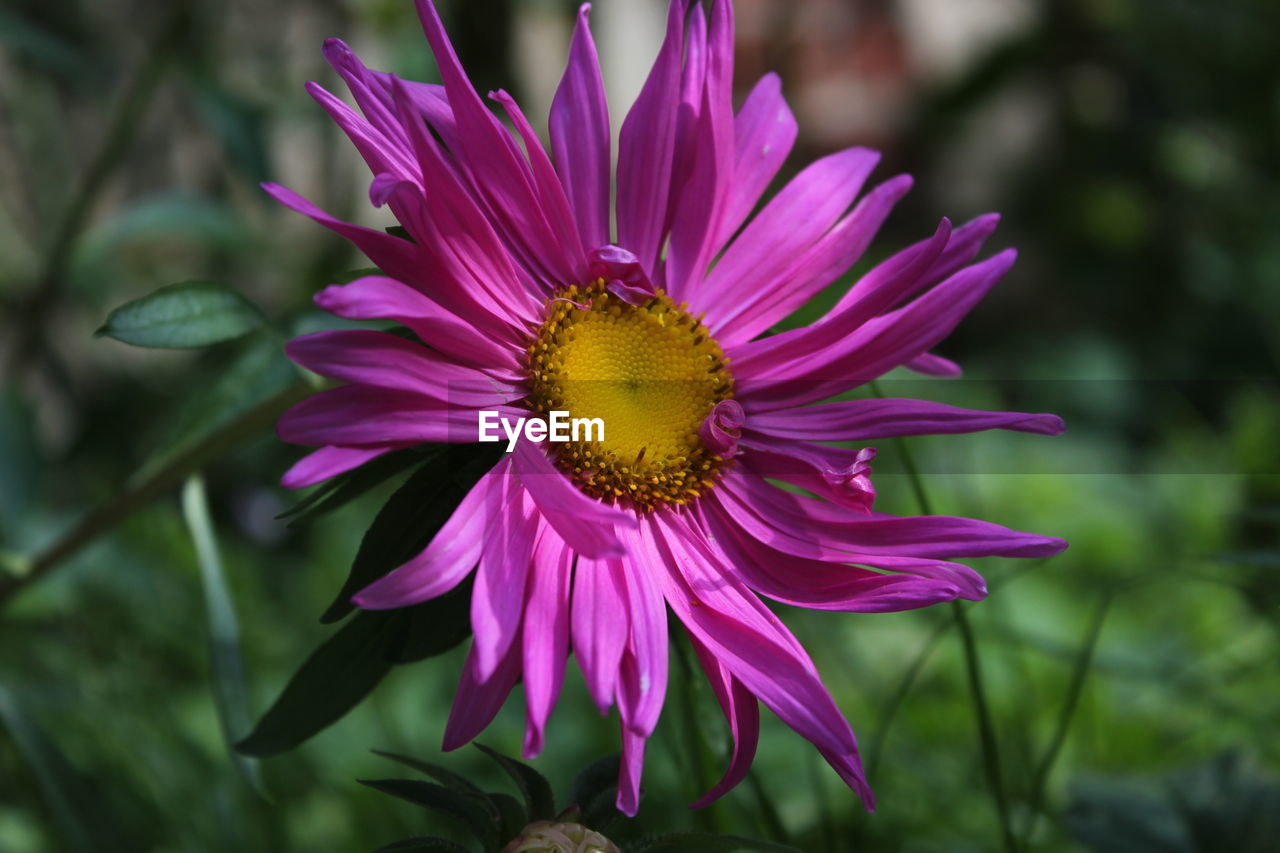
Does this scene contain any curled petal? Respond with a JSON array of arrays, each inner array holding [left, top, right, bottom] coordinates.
[[699, 399, 745, 460]]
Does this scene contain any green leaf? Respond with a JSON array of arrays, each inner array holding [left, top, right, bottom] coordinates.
[[475, 744, 556, 823], [487, 792, 528, 846], [371, 750, 485, 797], [279, 448, 429, 528], [375, 838, 473, 852], [359, 779, 499, 851], [571, 754, 621, 806], [235, 611, 400, 757], [625, 833, 801, 853], [180, 475, 261, 793], [95, 280, 264, 348], [321, 443, 503, 623], [386, 579, 474, 664]]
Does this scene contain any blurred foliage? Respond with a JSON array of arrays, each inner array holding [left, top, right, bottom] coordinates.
[[1, 0, 1278, 851]]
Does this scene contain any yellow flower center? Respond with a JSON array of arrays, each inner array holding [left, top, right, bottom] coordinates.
[[526, 280, 734, 510]]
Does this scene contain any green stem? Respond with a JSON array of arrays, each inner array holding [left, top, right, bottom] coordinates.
[[0, 382, 309, 609], [871, 381, 1018, 853], [1020, 594, 1111, 847]]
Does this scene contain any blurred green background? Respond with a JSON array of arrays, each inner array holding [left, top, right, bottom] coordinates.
[[1, 0, 1278, 850]]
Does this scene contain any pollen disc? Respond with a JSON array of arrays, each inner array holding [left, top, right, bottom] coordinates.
[[526, 280, 734, 510]]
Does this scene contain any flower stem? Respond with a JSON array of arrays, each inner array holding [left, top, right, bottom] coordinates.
[[871, 382, 1018, 853], [0, 382, 309, 609]]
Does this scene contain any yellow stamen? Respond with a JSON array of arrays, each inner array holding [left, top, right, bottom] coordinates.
[[526, 280, 734, 510]]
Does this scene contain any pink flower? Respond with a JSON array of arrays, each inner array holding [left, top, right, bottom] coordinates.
[[272, 0, 1067, 816]]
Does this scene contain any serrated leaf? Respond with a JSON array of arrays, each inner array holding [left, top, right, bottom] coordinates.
[[236, 612, 400, 757], [371, 750, 485, 797], [625, 833, 801, 853], [321, 443, 503, 623], [96, 280, 264, 348], [475, 744, 555, 823], [360, 779, 499, 851]]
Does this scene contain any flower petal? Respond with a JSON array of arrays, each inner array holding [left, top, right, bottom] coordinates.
[[472, 483, 537, 682], [443, 635, 523, 752], [511, 439, 635, 559], [550, 4, 611, 251], [747, 397, 1065, 442], [688, 635, 760, 809], [281, 445, 399, 490], [522, 521, 573, 758], [572, 556, 629, 714], [285, 330, 522, 408], [354, 457, 511, 609]]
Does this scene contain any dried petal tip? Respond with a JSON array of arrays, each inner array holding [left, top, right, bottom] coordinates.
[[700, 399, 745, 460], [501, 821, 620, 853]]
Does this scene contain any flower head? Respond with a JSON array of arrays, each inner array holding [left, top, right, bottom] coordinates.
[[502, 821, 619, 853], [273, 0, 1067, 816]]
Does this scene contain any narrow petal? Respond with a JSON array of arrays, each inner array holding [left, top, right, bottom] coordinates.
[[285, 330, 522, 408], [616, 724, 647, 817], [413, 0, 580, 285], [262, 183, 419, 286], [616, 524, 669, 737], [689, 636, 760, 808], [572, 556, 629, 714], [695, 501, 969, 611], [277, 385, 520, 447], [713, 73, 797, 251], [354, 457, 511, 609], [716, 469, 1067, 563], [443, 635, 523, 752], [472, 483, 537, 681], [550, 4, 611, 250], [698, 147, 880, 326], [747, 398, 1065, 442], [650, 514, 874, 808], [522, 521, 573, 757], [313, 274, 521, 372], [511, 439, 635, 559], [905, 351, 963, 377], [616, 0, 688, 274], [665, 0, 735, 300], [714, 175, 914, 348], [281, 445, 398, 490]]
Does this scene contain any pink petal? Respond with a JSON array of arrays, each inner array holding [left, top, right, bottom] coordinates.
[[698, 147, 880, 326], [522, 521, 573, 758], [285, 330, 522, 408], [313, 275, 522, 371], [713, 72, 798, 252], [280, 445, 400, 490], [616, 0, 688, 275], [688, 635, 760, 808], [550, 4, 611, 251], [443, 636, 523, 752], [354, 457, 510, 609], [616, 724, 648, 817], [511, 439, 635, 559], [615, 523, 669, 737], [747, 398, 1065, 442], [714, 175, 914, 348], [277, 385, 522, 447], [650, 514, 874, 808], [472, 484, 537, 682], [413, 0, 580, 286], [571, 556, 629, 714]]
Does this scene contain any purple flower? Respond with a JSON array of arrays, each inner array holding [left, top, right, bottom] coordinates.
[[272, 0, 1067, 816]]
